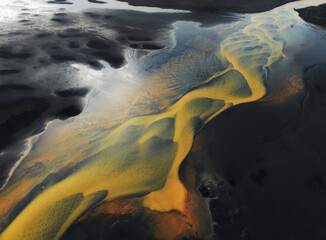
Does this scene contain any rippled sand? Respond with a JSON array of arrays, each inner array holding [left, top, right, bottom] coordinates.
[[0, 0, 326, 239]]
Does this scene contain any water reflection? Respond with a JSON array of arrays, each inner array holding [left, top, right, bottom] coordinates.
[[0, 0, 326, 239]]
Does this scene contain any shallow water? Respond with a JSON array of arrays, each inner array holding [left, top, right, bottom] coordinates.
[[0, 0, 326, 239]]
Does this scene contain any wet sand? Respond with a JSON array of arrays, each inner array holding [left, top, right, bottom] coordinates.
[[0, 0, 326, 239]]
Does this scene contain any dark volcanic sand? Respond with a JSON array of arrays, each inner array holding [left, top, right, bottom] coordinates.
[[0, 8, 237, 189], [296, 4, 326, 28], [117, 0, 296, 13], [1, 1, 326, 239], [184, 64, 326, 240], [60, 64, 326, 239]]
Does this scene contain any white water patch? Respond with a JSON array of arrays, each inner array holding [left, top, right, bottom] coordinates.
[[0, 0, 188, 22]]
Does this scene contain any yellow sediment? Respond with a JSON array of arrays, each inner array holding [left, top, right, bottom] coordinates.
[[1, 6, 296, 240]]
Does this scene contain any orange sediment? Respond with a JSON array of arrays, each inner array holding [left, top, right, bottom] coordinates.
[[0, 5, 303, 240]]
